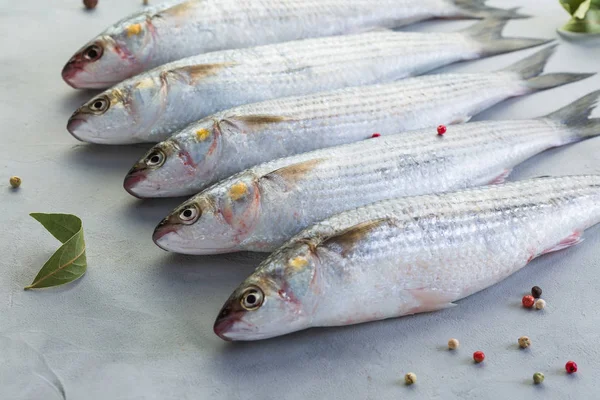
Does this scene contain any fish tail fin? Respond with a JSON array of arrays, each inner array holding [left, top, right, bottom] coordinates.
[[502, 45, 595, 91], [463, 19, 553, 57], [452, 1, 529, 19], [544, 90, 600, 140]]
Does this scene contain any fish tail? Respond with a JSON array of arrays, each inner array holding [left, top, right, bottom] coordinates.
[[544, 90, 600, 140], [452, 1, 529, 20], [502, 45, 595, 91], [463, 19, 552, 57]]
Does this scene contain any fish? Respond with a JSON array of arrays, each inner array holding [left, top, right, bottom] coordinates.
[[62, 0, 526, 89], [153, 90, 600, 255], [67, 19, 549, 145], [213, 175, 600, 340], [126, 45, 589, 198]]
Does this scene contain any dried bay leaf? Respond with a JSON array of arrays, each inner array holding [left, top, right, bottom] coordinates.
[[24, 213, 87, 290]]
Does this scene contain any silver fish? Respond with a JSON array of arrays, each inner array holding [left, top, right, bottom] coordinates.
[[67, 20, 547, 145], [213, 175, 600, 340], [123, 44, 580, 198], [153, 91, 600, 255], [62, 0, 525, 89]]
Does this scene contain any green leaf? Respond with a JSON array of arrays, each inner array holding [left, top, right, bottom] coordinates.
[[574, 0, 592, 18], [560, 0, 587, 15], [25, 213, 87, 290], [561, 9, 600, 33]]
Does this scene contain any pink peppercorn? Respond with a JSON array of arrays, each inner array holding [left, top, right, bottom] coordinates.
[[473, 351, 485, 363], [437, 125, 447, 135], [522, 295, 535, 308], [371, 133, 381, 138], [565, 361, 578, 374]]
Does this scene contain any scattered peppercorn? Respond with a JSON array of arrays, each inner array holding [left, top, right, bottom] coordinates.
[[535, 299, 546, 310], [83, 0, 98, 9], [404, 372, 417, 385], [531, 286, 542, 298], [143, 0, 149, 4], [371, 133, 381, 138], [518, 336, 531, 349], [448, 338, 460, 350], [473, 351, 485, 363], [9, 176, 21, 188], [533, 372, 545, 384], [565, 361, 578, 374], [437, 125, 447, 135], [522, 295, 535, 308]]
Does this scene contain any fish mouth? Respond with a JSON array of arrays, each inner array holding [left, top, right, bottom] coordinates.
[[213, 317, 236, 341], [152, 227, 238, 255], [62, 62, 84, 88], [213, 309, 247, 341], [152, 223, 180, 248], [123, 169, 149, 198], [66, 117, 87, 141]]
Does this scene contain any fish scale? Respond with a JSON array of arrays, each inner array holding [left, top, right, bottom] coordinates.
[[71, 20, 549, 144], [302, 176, 600, 297], [214, 176, 600, 340], [129, 62, 578, 198], [64, 0, 524, 88], [155, 92, 600, 256]]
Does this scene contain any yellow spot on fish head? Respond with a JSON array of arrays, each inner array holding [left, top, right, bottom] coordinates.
[[229, 182, 248, 201], [195, 128, 211, 141], [107, 89, 125, 105], [126, 23, 143, 37], [288, 256, 308, 270]]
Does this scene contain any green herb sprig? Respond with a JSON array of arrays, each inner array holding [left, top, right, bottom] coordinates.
[[25, 213, 87, 290], [560, 0, 600, 34]]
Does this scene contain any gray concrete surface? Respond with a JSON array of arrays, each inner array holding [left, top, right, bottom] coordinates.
[[1, 1, 600, 399]]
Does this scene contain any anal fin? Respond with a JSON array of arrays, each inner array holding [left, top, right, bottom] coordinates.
[[450, 116, 472, 125], [405, 288, 459, 315], [489, 169, 512, 185], [540, 231, 584, 255]]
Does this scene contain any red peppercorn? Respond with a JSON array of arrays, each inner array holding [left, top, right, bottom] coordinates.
[[565, 361, 578, 374], [437, 125, 447, 135], [371, 133, 381, 138], [522, 295, 535, 308], [473, 351, 485, 363]]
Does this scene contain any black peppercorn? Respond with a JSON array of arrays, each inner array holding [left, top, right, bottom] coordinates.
[[531, 286, 542, 299]]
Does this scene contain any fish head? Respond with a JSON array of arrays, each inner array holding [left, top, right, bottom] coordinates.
[[214, 242, 319, 341], [152, 171, 262, 254], [62, 18, 157, 88], [124, 119, 222, 197], [67, 77, 165, 144]]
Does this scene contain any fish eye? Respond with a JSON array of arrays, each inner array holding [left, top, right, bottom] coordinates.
[[88, 96, 109, 113], [83, 44, 103, 61], [145, 150, 165, 167], [240, 286, 264, 311], [179, 204, 200, 224]]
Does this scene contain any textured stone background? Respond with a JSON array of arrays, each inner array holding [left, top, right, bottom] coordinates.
[[1, 1, 599, 399]]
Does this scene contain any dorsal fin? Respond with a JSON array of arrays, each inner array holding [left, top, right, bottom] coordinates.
[[261, 159, 324, 191], [219, 115, 291, 132], [319, 218, 393, 256], [162, 63, 234, 85]]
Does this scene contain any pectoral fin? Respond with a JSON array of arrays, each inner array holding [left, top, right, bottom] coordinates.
[[163, 63, 234, 85], [319, 218, 394, 257], [260, 159, 324, 191], [157, 1, 199, 18], [219, 115, 291, 133]]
